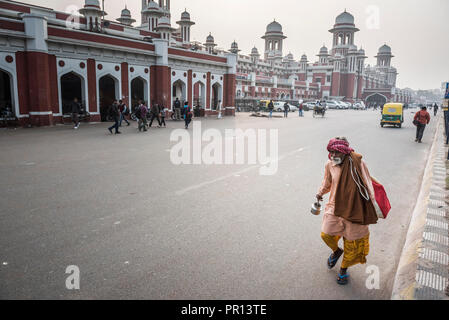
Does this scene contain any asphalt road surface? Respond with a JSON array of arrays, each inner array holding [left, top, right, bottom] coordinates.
[[0, 109, 438, 299]]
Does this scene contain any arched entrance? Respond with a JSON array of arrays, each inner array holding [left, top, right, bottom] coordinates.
[[366, 93, 387, 108], [211, 82, 222, 110], [172, 79, 186, 105], [60, 72, 85, 114], [131, 77, 148, 112], [99, 75, 119, 121], [0, 69, 14, 118], [193, 81, 206, 108]]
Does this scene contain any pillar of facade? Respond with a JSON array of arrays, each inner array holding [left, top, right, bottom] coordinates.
[[150, 39, 170, 108], [206, 72, 211, 110], [187, 69, 193, 109], [22, 14, 56, 126], [121, 62, 129, 110], [87, 58, 99, 121]]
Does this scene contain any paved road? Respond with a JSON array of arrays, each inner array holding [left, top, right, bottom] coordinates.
[[0, 109, 438, 299]]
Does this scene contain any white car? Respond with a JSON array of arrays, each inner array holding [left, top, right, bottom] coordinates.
[[326, 101, 340, 109], [336, 101, 347, 109], [353, 101, 366, 110]]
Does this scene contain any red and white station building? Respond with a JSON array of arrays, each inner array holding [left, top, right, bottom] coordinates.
[[0, 0, 237, 126], [231, 11, 412, 106]]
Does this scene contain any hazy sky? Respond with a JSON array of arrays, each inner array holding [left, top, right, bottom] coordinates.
[[23, 0, 449, 90]]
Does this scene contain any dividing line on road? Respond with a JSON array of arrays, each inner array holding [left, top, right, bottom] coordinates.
[[175, 147, 307, 196]]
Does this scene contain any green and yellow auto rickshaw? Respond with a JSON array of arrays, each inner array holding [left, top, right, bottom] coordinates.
[[381, 103, 404, 128]]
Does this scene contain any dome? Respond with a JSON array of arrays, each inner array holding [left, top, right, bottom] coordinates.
[[378, 44, 392, 54], [206, 33, 215, 43], [358, 48, 365, 55], [121, 7, 131, 17], [181, 10, 190, 20], [157, 16, 171, 27], [319, 45, 328, 54], [148, 0, 162, 10], [286, 52, 294, 60], [251, 46, 259, 55], [300, 54, 308, 61], [266, 20, 282, 33], [335, 10, 355, 25], [231, 41, 238, 49], [85, 0, 100, 8]]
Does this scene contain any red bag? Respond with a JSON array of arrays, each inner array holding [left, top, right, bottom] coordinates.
[[371, 179, 391, 219]]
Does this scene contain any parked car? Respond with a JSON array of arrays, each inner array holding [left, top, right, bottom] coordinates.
[[353, 101, 366, 110], [326, 101, 340, 109]]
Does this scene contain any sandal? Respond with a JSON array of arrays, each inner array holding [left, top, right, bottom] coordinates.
[[327, 249, 344, 269], [337, 273, 349, 285]]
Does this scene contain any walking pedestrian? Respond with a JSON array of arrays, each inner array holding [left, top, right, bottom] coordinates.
[[316, 137, 379, 285], [71, 97, 81, 129], [149, 102, 162, 128], [173, 98, 181, 121], [137, 100, 148, 132], [160, 104, 167, 128], [283, 102, 289, 118], [108, 100, 121, 135], [433, 103, 438, 117], [268, 100, 274, 119], [184, 103, 193, 129], [119, 99, 130, 127], [299, 102, 304, 117], [414, 106, 431, 143]]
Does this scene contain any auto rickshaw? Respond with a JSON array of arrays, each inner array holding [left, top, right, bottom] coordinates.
[[381, 103, 404, 128]]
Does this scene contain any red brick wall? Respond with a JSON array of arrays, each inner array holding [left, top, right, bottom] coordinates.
[[87, 59, 97, 113], [121, 62, 129, 108]]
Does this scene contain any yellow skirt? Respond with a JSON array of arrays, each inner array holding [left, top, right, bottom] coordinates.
[[321, 232, 370, 269]]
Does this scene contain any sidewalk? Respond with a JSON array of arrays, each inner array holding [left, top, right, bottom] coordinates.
[[392, 115, 449, 300]]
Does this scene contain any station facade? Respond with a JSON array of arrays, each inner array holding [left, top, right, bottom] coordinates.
[[0, 0, 237, 127], [231, 11, 412, 106]]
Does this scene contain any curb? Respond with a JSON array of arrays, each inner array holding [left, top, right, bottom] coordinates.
[[391, 116, 449, 300]]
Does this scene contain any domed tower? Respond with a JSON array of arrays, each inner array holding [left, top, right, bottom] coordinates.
[[376, 44, 397, 87], [176, 9, 195, 44], [317, 45, 330, 64], [79, 0, 106, 32], [229, 41, 241, 54], [329, 10, 360, 56], [300, 54, 308, 71], [155, 15, 174, 42], [204, 33, 217, 54], [116, 6, 136, 26], [376, 44, 394, 67], [250, 46, 260, 64], [142, 1, 165, 32], [262, 20, 287, 62]]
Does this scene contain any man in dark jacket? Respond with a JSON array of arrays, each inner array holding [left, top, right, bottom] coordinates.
[[414, 106, 431, 143], [119, 99, 130, 127], [71, 98, 81, 129], [173, 98, 181, 120], [149, 102, 162, 128], [108, 100, 121, 135], [268, 100, 274, 119], [283, 102, 289, 118]]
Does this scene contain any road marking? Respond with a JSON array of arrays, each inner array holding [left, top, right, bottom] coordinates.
[[175, 147, 306, 196], [423, 232, 449, 246], [419, 248, 449, 265], [426, 218, 448, 230], [416, 270, 448, 291]]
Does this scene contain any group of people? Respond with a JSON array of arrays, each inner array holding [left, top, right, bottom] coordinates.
[[265, 100, 305, 119], [132, 98, 193, 133]]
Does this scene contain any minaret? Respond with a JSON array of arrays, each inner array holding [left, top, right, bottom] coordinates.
[[204, 33, 217, 54], [116, 6, 136, 26], [329, 10, 360, 56], [317, 45, 330, 64], [142, 1, 164, 32], [176, 9, 195, 44], [262, 20, 287, 63], [79, 0, 106, 32], [229, 41, 241, 54]]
